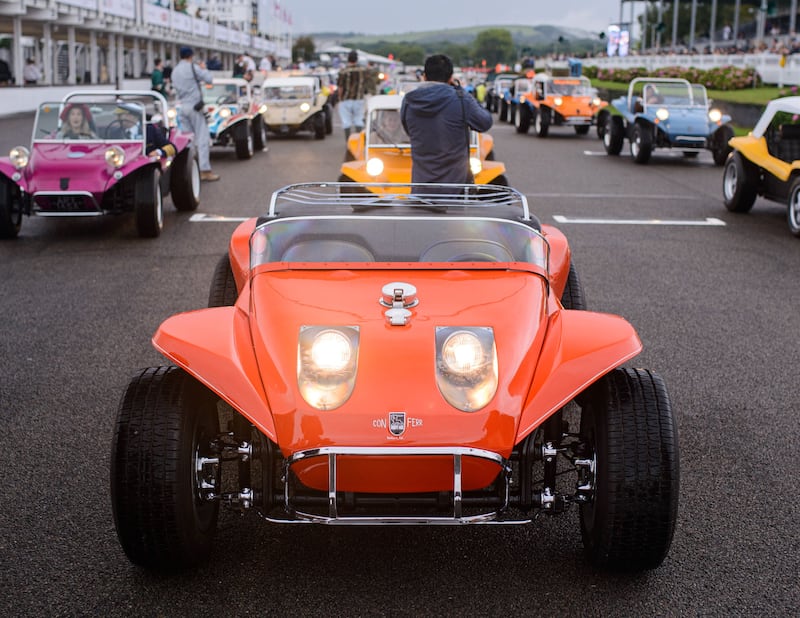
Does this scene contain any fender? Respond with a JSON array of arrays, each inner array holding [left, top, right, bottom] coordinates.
[[732, 135, 799, 182], [540, 224, 570, 300], [0, 161, 27, 191], [474, 160, 507, 184], [516, 309, 642, 441], [228, 217, 256, 291], [152, 296, 277, 442]]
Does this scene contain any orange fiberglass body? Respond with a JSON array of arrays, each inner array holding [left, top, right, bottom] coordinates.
[[338, 94, 508, 191], [111, 183, 679, 573]]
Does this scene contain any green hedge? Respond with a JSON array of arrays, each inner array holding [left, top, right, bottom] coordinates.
[[582, 64, 759, 90]]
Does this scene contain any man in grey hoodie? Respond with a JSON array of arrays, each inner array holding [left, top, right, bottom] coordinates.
[[401, 54, 493, 189]]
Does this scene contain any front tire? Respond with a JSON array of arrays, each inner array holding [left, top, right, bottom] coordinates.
[[170, 148, 201, 212], [0, 176, 23, 239], [560, 261, 586, 310], [135, 167, 163, 238], [579, 368, 679, 571], [534, 107, 550, 137], [234, 121, 254, 159], [630, 123, 653, 164], [515, 105, 531, 134], [722, 152, 758, 213], [111, 366, 221, 571]]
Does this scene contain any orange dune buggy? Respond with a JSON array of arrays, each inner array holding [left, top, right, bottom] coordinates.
[[517, 73, 606, 137], [338, 94, 508, 191], [111, 183, 679, 573]]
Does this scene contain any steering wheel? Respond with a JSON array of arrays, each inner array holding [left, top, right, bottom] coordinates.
[[103, 119, 128, 139]]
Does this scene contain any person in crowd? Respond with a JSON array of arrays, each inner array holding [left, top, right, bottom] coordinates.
[[207, 55, 222, 70], [151, 58, 167, 97], [337, 50, 369, 141], [170, 46, 219, 181], [400, 54, 492, 189], [57, 104, 97, 139], [235, 52, 255, 81], [0, 58, 12, 85], [23, 58, 42, 85], [259, 55, 272, 73]]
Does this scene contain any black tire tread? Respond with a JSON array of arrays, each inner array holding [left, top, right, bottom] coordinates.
[[208, 253, 238, 307], [580, 367, 680, 571]]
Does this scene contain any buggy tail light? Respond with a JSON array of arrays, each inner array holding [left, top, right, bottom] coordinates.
[[9, 146, 29, 169], [435, 327, 498, 412], [366, 157, 384, 177], [298, 326, 359, 410], [105, 146, 125, 168], [469, 157, 482, 175]]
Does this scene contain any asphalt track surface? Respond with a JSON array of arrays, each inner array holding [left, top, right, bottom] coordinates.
[[1, 107, 798, 617]]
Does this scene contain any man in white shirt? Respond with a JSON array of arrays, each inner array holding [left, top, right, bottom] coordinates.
[[23, 59, 41, 85]]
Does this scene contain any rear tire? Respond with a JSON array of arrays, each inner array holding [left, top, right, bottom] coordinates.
[[135, 167, 163, 238], [170, 148, 201, 212], [579, 368, 679, 571], [560, 261, 586, 310], [0, 176, 23, 239], [722, 152, 758, 213], [111, 366, 221, 571], [711, 125, 734, 166], [252, 116, 267, 151], [208, 253, 238, 307]]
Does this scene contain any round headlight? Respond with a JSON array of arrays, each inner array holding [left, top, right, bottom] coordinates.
[[259, 104, 267, 114], [592, 97, 602, 107], [554, 97, 563, 106], [469, 157, 482, 175], [656, 108, 670, 121], [442, 331, 485, 376], [310, 329, 352, 373], [9, 146, 30, 169], [219, 108, 232, 118], [709, 108, 722, 123], [366, 157, 384, 177], [300, 102, 311, 112], [105, 145, 126, 168]]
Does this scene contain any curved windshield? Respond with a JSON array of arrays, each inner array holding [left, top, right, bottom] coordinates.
[[263, 84, 312, 101], [250, 216, 548, 273], [202, 83, 243, 105], [33, 101, 146, 142]]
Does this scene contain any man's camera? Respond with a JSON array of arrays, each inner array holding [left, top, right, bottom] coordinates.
[[193, 101, 204, 112]]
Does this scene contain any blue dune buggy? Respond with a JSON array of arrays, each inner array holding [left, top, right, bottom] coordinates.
[[596, 77, 733, 165]]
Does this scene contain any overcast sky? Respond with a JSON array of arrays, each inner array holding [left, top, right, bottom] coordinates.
[[289, 1, 634, 37]]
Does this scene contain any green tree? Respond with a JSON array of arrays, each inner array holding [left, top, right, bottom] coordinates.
[[472, 28, 515, 66], [292, 36, 315, 63]]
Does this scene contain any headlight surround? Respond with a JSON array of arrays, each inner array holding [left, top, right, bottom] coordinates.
[[366, 157, 384, 177], [300, 102, 311, 112], [469, 156, 482, 175], [297, 326, 359, 410], [9, 146, 30, 169], [104, 145, 126, 168], [656, 107, 670, 121], [708, 108, 722, 123], [554, 97, 563, 106], [435, 327, 498, 412]]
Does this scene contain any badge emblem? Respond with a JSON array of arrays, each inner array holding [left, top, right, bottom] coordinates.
[[389, 412, 406, 436]]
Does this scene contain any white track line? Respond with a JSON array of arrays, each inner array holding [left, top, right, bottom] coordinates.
[[552, 215, 726, 226]]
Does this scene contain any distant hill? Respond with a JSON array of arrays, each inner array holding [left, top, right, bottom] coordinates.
[[312, 24, 600, 49]]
